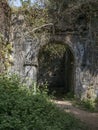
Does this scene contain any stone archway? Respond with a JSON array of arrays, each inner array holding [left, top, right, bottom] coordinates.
[[37, 42, 75, 98]]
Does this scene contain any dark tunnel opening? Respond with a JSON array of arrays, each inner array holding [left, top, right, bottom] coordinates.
[[37, 43, 75, 98]]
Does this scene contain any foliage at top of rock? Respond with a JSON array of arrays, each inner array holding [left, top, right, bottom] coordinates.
[[9, 0, 98, 36]]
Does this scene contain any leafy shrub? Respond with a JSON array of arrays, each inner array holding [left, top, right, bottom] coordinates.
[[0, 74, 87, 130], [74, 98, 96, 112], [64, 92, 75, 100], [82, 99, 96, 111], [95, 98, 98, 112]]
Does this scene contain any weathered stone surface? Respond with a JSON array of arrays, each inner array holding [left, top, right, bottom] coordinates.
[[8, 1, 98, 99], [0, 1, 11, 72]]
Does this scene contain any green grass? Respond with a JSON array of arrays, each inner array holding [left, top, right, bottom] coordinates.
[[0, 74, 88, 130]]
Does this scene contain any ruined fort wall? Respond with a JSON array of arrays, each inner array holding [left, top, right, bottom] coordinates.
[[0, 1, 11, 72], [10, 2, 98, 99], [0, 0, 11, 39]]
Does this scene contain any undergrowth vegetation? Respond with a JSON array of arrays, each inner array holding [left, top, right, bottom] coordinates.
[[77, 99, 98, 112], [0, 74, 88, 130]]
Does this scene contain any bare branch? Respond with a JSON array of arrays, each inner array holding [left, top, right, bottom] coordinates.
[[28, 23, 54, 34]]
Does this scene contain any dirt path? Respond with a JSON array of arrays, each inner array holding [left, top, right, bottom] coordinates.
[[53, 100, 98, 130]]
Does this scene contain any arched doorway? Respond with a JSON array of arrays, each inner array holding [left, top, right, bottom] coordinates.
[[37, 43, 75, 98]]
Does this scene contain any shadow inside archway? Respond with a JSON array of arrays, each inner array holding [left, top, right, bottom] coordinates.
[[37, 43, 75, 99]]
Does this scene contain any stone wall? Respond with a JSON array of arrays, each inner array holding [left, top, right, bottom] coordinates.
[[0, 1, 11, 72], [10, 2, 98, 100], [0, 0, 11, 39]]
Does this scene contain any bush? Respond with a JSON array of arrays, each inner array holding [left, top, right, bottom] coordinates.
[[74, 98, 96, 112], [82, 99, 96, 111], [0, 74, 87, 130]]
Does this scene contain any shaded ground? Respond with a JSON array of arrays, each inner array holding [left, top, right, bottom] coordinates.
[[53, 100, 98, 130]]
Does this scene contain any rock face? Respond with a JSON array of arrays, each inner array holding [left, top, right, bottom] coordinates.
[[0, 1, 10, 40], [0, 1, 11, 72], [8, 2, 98, 99]]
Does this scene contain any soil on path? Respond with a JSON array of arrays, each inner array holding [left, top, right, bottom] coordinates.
[[53, 100, 98, 130]]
